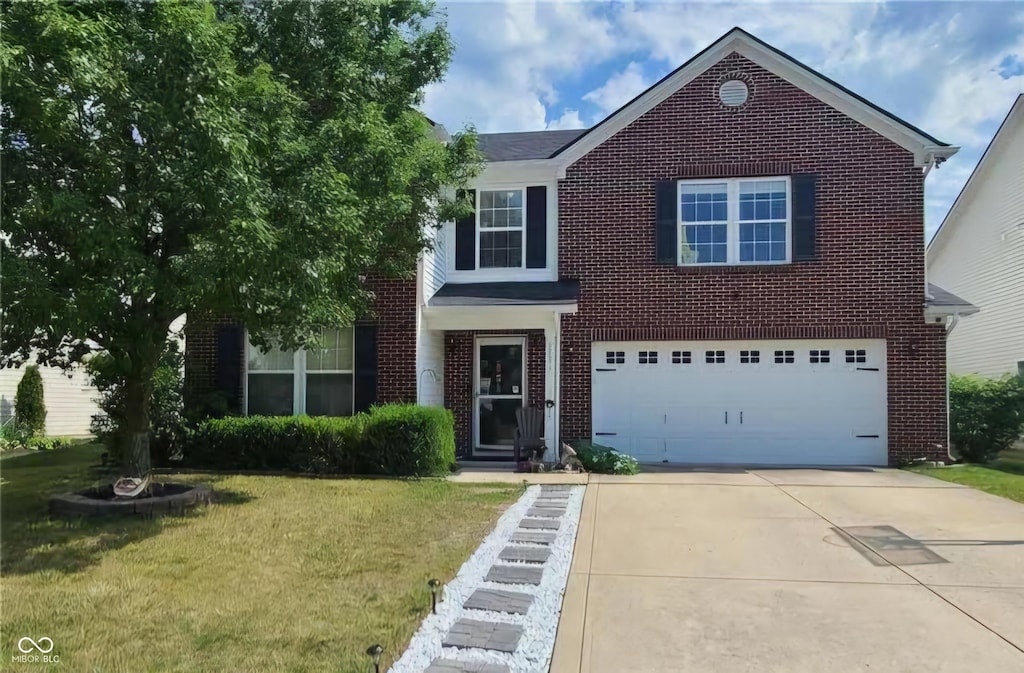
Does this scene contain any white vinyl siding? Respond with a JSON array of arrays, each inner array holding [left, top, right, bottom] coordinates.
[[928, 109, 1024, 378], [0, 364, 101, 437]]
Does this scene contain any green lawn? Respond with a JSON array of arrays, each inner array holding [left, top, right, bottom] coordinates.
[[1, 444, 520, 672], [911, 448, 1024, 504]]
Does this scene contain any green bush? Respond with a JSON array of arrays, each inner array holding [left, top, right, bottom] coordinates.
[[14, 364, 46, 435], [567, 439, 640, 475], [361, 405, 456, 476], [950, 374, 1024, 463], [0, 423, 75, 453], [183, 404, 455, 477]]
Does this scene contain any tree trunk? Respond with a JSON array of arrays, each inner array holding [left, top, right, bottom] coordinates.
[[122, 373, 154, 478]]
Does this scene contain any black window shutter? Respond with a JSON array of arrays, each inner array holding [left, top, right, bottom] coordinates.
[[215, 325, 244, 413], [353, 324, 378, 413], [525, 186, 547, 268], [655, 180, 678, 265], [791, 174, 817, 261], [454, 189, 476, 270]]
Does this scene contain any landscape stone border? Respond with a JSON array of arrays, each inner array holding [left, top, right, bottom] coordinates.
[[49, 483, 213, 519]]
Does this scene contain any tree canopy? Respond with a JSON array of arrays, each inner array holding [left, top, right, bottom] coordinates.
[[1, 0, 479, 472]]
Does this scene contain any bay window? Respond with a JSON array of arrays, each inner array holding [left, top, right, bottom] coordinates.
[[679, 177, 791, 265], [245, 328, 354, 416]]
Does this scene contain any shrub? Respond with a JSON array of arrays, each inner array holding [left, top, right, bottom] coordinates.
[[14, 364, 46, 435], [361, 405, 456, 476], [950, 374, 1024, 463], [183, 404, 455, 477], [567, 439, 640, 475], [0, 423, 75, 453], [88, 339, 185, 467]]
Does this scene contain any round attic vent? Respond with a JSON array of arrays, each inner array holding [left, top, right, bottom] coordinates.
[[719, 79, 749, 106]]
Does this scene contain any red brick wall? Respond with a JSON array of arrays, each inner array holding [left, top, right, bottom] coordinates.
[[183, 277, 418, 414], [558, 52, 948, 465], [444, 330, 546, 457]]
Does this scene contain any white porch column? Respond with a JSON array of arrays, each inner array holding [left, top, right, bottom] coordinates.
[[544, 311, 560, 459]]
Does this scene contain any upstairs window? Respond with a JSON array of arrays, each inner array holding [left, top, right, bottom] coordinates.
[[679, 177, 790, 266], [478, 189, 524, 269]]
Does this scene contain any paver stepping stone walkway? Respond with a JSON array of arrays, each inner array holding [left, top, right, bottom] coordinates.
[[519, 517, 560, 530], [464, 588, 533, 615], [527, 506, 566, 517], [425, 660, 510, 673], [499, 545, 551, 563], [443, 619, 523, 653], [510, 530, 556, 545], [389, 484, 585, 673], [485, 564, 545, 585]]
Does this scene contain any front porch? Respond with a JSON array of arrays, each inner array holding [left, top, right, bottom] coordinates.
[[421, 281, 578, 460]]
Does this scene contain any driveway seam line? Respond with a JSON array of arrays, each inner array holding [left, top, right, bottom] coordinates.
[[579, 482, 598, 673], [584, 572, 918, 586], [771, 481, 1024, 657]]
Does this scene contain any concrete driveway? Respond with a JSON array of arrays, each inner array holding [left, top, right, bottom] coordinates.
[[550, 468, 1024, 673]]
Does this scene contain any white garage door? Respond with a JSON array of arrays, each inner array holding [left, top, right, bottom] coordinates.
[[591, 340, 888, 466]]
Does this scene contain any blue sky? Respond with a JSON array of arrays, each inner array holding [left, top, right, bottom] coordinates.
[[422, 1, 1024, 239]]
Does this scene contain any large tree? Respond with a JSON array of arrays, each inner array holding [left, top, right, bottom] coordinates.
[[1, 0, 479, 474]]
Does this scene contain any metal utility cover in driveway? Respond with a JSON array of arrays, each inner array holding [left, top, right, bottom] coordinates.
[[837, 525, 949, 566]]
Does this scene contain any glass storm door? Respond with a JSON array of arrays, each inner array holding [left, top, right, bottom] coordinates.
[[474, 337, 526, 451]]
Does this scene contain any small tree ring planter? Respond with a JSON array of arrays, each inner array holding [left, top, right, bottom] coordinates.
[[49, 483, 213, 519]]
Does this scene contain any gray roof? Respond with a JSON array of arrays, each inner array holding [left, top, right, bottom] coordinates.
[[476, 130, 587, 162], [429, 280, 580, 307], [926, 283, 978, 314]]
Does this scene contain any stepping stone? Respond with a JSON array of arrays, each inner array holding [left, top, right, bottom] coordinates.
[[465, 588, 534, 615], [499, 545, 551, 564], [540, 485, 574, 492], [425, 660, 510, 673], [527, 507, 566, 518], [519, 517, 560, 530], [511, 530, 557, 545], [485, 563, 544, 585], [443, 619, 522, 653]]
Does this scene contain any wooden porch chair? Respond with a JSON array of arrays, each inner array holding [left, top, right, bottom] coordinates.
[[514, 406, 547, 465]]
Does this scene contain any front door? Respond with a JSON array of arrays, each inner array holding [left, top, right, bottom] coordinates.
[[474, 337, 526, 454]]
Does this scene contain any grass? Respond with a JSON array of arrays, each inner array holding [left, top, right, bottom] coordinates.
[[911, 448, 1024, 504], [1, 443, 521, 673]]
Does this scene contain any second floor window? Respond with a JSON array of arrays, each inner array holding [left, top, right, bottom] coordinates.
[[478, 189, 524, 268], [679, 178, 791, 266]]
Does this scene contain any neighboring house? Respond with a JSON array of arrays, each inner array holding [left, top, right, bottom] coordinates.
[[185, 27, 976, 467], [0, 365, 100, 437], [927, 94, 1023, 379]]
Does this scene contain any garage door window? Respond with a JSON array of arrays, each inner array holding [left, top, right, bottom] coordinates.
[[740, 350, 760, 363], [774, 350, 795, 364], [845, 349, 867, 363], [679, 177, 791, 266], [605, 351, 625, 364], [809, 349, 831, 364], [672, 351, 692, 364], [705, 350, 726, 364], [639, 351, 659, 364]]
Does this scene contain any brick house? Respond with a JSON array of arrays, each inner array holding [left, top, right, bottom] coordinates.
[[185, 28, 975, 466]]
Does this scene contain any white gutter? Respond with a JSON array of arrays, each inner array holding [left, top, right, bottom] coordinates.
[[941, 313, 962, 463]]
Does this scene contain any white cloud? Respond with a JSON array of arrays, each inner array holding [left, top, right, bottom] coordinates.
[[547, 109, 585, 130], [582, 62, 651, 116]]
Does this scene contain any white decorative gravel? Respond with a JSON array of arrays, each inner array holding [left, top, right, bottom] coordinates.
[[387, 484, 586, 673]]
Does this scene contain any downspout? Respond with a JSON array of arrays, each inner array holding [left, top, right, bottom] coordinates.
[[942, 313, 961, 463]]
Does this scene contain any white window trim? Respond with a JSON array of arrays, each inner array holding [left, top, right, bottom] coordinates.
[[677, 176, 792, 266], [477, 187, 526, 270], [243, 328, 355, 416]]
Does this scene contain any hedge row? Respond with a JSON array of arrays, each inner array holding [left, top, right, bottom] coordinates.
[[182, 404, 455, 476]]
